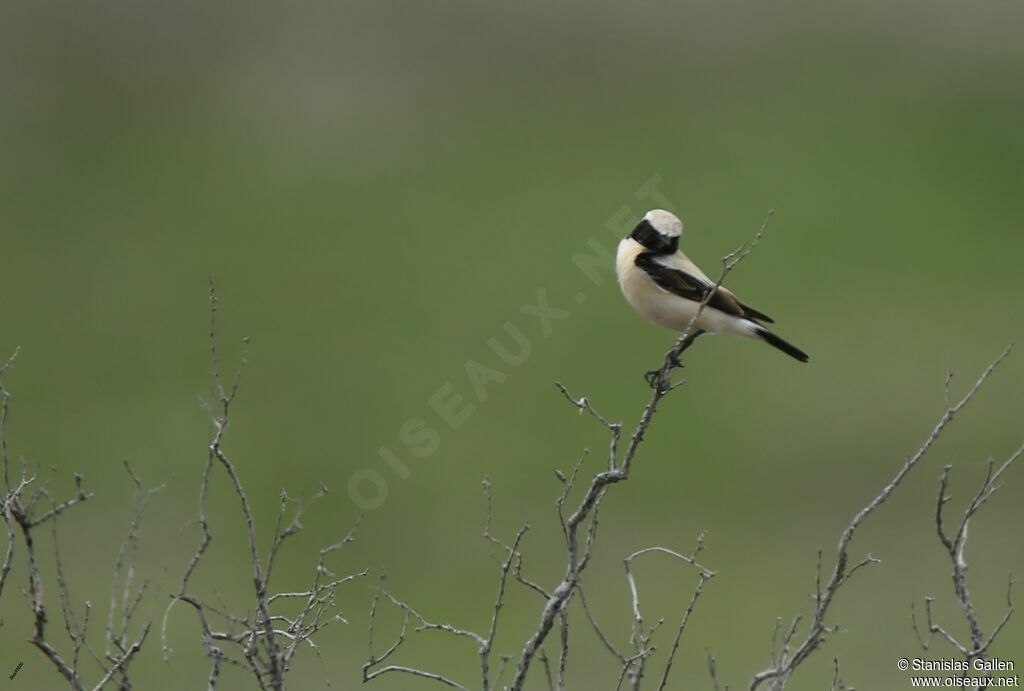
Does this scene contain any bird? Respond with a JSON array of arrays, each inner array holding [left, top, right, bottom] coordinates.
[[616, 209, 809, 364]]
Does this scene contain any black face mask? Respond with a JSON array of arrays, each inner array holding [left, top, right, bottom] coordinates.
[[630, 219, 678, 254]]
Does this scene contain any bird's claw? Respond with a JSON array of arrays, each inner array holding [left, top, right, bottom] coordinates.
[[644, 369, 665, 390]]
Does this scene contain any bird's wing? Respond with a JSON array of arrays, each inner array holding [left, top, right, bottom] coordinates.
[[656, 251, 776, 323], [635, 252, 746, 318], [735, 299, 774, 324]]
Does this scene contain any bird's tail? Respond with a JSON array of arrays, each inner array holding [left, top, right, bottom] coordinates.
[[753, 325, 809, 363]]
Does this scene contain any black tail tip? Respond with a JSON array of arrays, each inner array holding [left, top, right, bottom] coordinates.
[[756, 327, 809, 363]]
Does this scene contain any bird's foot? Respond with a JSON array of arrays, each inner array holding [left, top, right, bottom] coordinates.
[[668, 351, 685, 369], [644, 368, 665, 390]]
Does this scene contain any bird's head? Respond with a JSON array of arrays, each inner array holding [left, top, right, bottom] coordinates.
[[629, 209, 682, 253]]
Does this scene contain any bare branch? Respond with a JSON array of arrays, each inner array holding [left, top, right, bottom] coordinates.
[[912, 435, 1022, 674], [750, 346, 1013, 691], [365, 481, 529, 691], [362, 583, 473, 690], [163, 285, 364, 689], [14, 459, 157, 689], [656, 571, 713, 690], [707, 651, 728, 691], [555, 383, 622, 470], [360, 213, 768, 691], [0, 348, 20, 601], [578, 583, 627, 663], [617, 540, 715, 691], [538, 648, 555, 691], [829, 657, 853, 691]]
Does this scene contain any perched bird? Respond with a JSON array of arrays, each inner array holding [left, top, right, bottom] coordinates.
[[616, 209, 809, 363]]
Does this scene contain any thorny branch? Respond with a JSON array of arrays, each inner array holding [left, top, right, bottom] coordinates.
[[161, 283, 366, 690]]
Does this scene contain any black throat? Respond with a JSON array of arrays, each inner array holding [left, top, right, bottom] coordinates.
[[629, 219, 678, 254]]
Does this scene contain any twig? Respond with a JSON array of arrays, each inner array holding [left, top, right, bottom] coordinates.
[[9, 445, 156, 689], [364, 482, 528, 690], [707, 651, 728, 691], [829, 657, 852, 691], [163, 284, 364, 689], [911, 437, 1021, 674], [619, 539, 715, 691], [0, 348, 20, 601], [750, 346, 1013, 691]]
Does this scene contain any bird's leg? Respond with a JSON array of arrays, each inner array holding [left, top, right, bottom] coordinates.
[[645, 330, 705, 389], [669, 329, 705, 368]]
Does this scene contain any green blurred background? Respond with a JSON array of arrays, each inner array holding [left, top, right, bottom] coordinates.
[[2, 1, 1023, 688]]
